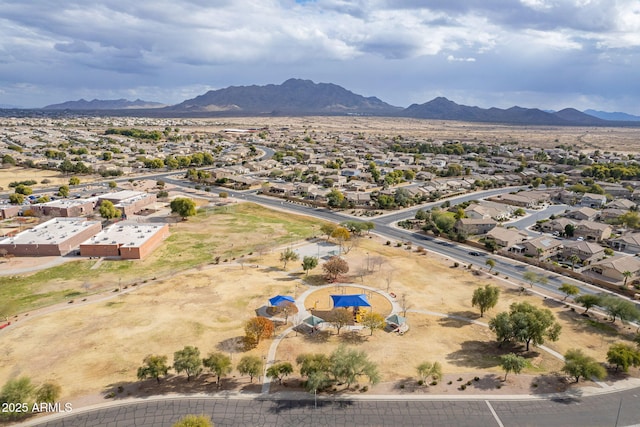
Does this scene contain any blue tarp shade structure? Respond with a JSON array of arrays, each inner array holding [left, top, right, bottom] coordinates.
[[331, 294, 371, 308], [269, 295, 295, 306]]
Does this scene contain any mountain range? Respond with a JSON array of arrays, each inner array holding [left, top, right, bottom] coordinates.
[[43, 98, 166, 110], [31, 79, 640, 126]]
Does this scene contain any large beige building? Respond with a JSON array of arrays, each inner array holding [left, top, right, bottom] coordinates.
[[97, 191, 156, 217], [0, 217, 101, 256], [31, 199, 95, 217], [80, 223, 169, 260]]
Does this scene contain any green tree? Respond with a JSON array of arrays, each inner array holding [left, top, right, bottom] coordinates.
[[360, 312, 385, 336], [433, 213, 455, 234], [296, 353, 333, 392], [137, 355, 170, 384], [14, 184, 32, 195], [559, 283, 580, 301], [172, 414, 213, 427], [531, 177, 542, 188], [568, 254, 581, 271], [203, 352, 232, 388], [297, 353, 332, 379], [485, 259, 496, 272], [108, 180, 117, 189], [606, 343, 640, 372], [301, 256, 318, 276], [489, 302, 561, 351], [58, 185, 70, 197], [320, 223, 337, 241], [522, 271, 538, 288], [622, 270, 633, 287], [173, 346, 203, 381], [416, 361, 443, 383], [69, 176, 80, 185], [170, 197, 197, 219], [500, 353, 527, 381], [327, 189, 346, 208], [575, 294, 602, 314], [36, 195, 50, 204], [472, 284, 500, 317], [8, 193, 24, 204], [237, 355, 262, 383], [600, 295, 640, 323], [35, 382, 61, 404], [620, 212, 640, 229], [2, 154, 16, 165], [564, 224, 576, 237], [266, 362, 293, 384], [0, 377, 34, 421], [562, 349, 606, 383], [99, 200, 122, 220], [279, 248, 299, 269], [330, 345, 380, 387]]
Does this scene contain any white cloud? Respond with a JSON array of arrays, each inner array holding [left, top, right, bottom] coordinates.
[[0, 0, 639, 113]]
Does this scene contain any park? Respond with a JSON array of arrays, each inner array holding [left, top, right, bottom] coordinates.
[[1, 201, 640, 423]]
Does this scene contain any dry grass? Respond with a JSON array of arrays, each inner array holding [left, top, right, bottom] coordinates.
[[2, 229, 636, 403], [184, 116, 640, 154], [0, 166, 97, 190]]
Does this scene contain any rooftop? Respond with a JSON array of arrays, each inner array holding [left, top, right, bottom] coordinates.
[[38, 199, 93, 208], [0, 217, 100, 245], [80, 222, 167, 248], [99, 190, 147, 202]]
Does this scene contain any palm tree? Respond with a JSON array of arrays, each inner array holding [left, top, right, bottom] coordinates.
[[622, 270, 633, 287], [568, 254, 581, 271]]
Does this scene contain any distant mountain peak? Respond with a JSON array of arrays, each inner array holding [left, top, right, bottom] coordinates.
[[403, 98, 610, 125], [43, 98, 167, 110], [168, 79, 402, 115], [584, 109, 640, 122]]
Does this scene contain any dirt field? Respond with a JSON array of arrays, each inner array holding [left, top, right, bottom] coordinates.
[[0, 166, 96, 191], [2, 227, 637, 405], [184, 116, 640, 154]]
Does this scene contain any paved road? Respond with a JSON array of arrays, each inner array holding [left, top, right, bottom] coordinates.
[[157, 177, 614, 301], [25, 389, 640, 427]]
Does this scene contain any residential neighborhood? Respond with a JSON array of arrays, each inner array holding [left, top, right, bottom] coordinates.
[[2, 116, 640, 293]]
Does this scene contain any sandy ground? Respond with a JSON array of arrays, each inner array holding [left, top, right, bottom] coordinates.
[[0, 167, 97, 191], [185, 116, 640, 154], [2, 232, 638, 410]]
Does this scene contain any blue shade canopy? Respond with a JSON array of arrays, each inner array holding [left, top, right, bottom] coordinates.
[[303, 315, 325, 326], [269, 295, 295, 306], [330, 294, 371, 308]]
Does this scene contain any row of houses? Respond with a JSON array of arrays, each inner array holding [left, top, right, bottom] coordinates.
[[480, 227, 640, 283]]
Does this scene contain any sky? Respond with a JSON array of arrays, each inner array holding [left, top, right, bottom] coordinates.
[[1, 0, 640, 113]]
